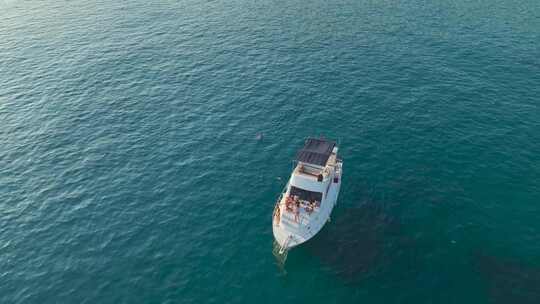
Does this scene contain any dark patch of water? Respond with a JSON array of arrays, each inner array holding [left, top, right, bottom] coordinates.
[[473, 251, 540, 303], [304, 202, 415, 282]]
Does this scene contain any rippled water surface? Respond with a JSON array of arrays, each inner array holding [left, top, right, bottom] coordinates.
[[1, 0, 540, 303]]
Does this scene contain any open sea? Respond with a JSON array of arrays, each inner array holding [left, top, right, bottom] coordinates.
[[1, 0, 540, 303]]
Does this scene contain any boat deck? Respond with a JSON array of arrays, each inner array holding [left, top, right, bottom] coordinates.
[[276, 199, 320, 230]]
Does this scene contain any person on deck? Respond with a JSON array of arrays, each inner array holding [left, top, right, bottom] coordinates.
[[294, 198, 300, 222], [285, 196, 293, 212]]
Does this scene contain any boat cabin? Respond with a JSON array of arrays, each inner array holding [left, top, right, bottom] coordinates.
[[287, 138, 338, 204]]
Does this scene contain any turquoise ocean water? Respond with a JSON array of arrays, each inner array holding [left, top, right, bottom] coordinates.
[[1, 0, 540, 303]]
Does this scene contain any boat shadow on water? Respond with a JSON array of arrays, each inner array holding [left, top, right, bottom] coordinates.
[[300, 202, 415, 283]]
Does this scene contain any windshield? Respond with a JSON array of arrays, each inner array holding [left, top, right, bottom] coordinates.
[[289, 186, 322, 202]]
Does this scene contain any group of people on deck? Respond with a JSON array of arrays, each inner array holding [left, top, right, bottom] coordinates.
[[284, 195, 318, 222]]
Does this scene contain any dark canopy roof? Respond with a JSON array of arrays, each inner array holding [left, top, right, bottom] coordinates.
[[296, 138, 336, 166]]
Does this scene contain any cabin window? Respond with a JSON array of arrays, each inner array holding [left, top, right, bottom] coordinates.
[[289, 186, 322, 202]]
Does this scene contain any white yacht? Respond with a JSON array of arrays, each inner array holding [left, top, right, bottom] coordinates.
[[273, 138, 342, 252]]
